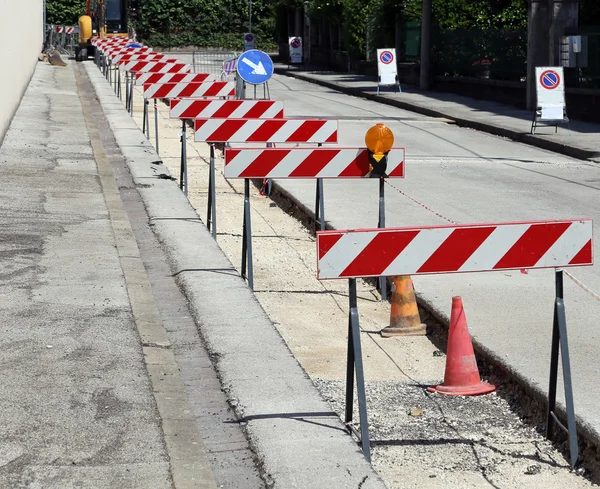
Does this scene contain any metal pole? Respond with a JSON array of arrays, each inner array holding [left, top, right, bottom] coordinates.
[[154, 101, 160, 157], [207, 144, 216, 236], [142, 98, 147, 135], [243, 179, 253, 290], [180, 120, 187, 196], [123, 71, 127, 106], [145, 100, 150, 138], [378, 177, 386, 301], [345, 293, 355, 424], [130, 75, 134, 116], [192, 51, 196, 73], [315, 179, 325, 232], [546, 269, 579, 468], [249, 0, 252, 34], [211, 150, 217, 239], [349, 278, 371, 461]]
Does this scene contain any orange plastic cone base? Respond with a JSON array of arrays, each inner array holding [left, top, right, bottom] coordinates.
[[427, 296, 496, 397], [381, 276, 426, 337]]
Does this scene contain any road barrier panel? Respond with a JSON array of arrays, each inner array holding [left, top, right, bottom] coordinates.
[[316, 218, 593, 465]]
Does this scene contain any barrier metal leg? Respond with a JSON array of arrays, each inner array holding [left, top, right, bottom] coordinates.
[[154, 101, 160, 157], [145, 100, 150, 139], [377, 177, 387, 301], [124, 72, 128, 107], [180, 120, 188, 196], [241, 179, 254, 290], [129, 76, 134, 116], [315, 178, 325, 232], [344, 278, 371, 461], [142, 98, 147, 135], [210, 147, 217, 239], [206, 144, 217, 238], [546, 269, 579, 468]]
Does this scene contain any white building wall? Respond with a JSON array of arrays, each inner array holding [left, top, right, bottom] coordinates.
[[0, 0, 44, 146]]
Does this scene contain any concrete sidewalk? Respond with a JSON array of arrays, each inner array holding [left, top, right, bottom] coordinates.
[[0, 58, 390, 488], [275, 64, 600, 162]]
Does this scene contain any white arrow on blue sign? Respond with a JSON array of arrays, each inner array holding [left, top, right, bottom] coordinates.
[[237, 49, 274, 85]]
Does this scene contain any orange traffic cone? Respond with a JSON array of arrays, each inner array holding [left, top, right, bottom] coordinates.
[[427, 297, 496, 396], [380, 275, 427, 337]]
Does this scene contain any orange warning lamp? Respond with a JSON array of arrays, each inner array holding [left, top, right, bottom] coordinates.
[[365, 123, 394, 177]]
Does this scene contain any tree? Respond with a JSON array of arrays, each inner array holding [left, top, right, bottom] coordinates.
[[46, 0, 85, 26]]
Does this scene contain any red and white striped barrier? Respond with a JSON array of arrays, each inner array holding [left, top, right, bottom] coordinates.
[[114, 54, 168, 64], [119, 61, 191, 73], [224, 148, 404, 179], [65, 27, 75, 35], [56, 26, 64, 34], [136, 72, 215, 86], [144, 81, 235, 99], [107, 47, 153, 59], [170, 99, 284, 120], [316, 219, 593, 279], [195, 118, 337, 143]]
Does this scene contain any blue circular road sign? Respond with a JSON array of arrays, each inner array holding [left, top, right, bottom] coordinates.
[[237, 49, 274, 85], [290, 37, 301, 49]]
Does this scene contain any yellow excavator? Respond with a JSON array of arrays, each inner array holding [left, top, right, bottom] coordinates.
[[76, 0, 130, 61]]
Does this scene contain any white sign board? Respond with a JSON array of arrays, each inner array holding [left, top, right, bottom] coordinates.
[[535, 66, 565, 120], [289, 37, 303, 64], [244, 33, 255, 51], [377, 48, 397, 86]]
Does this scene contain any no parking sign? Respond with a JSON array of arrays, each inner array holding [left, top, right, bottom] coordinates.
[[376, 48, 400, 94], [289, 37, 303, 64], [535, 66, 566, 122]]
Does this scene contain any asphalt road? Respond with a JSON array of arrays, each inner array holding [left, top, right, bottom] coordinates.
[[265, 73, 600, 447]]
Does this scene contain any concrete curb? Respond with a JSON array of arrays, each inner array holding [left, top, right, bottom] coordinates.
[[84, 62, 388, 489], [275, 68, 600, 162]]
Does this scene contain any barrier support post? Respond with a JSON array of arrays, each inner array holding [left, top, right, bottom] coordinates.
[[129, 76, 134, 116], [344, 278, 371, 461], [180, 120, 188, 196], [315, 179, 325, 232], [241, 179, 254, 290], [377, 177, 387, 300], [123, 71, 127, 106], [314, 143, 325, 232], [207, 144, 217, 238], [142, 98, 147, 136], [145, 100, 150, 139], [546, 269, 579, 468], [154, 101, 160, 157]]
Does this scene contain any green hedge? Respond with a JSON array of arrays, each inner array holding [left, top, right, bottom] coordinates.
[[135, 0, 277, 50], [46, 0, 85, 26]]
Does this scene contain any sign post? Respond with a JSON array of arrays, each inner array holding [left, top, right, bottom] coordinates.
[[531, 66, 569, 134], [376, 48, 400, 95], [289, 37, 303, 64]]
